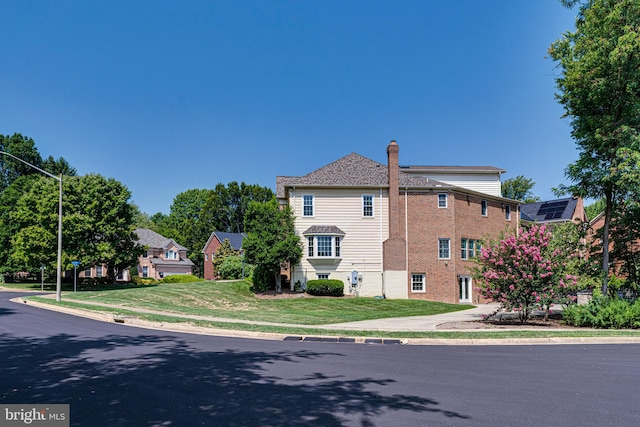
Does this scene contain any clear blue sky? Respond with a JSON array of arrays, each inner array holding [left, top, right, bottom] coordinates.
[[1, 1, 579, 215]]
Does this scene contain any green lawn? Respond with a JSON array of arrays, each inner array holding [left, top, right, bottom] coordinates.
[[22, 280, 472, 325]]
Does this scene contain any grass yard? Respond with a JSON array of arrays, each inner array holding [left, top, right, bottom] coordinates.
[[26, 280, 472, 325]]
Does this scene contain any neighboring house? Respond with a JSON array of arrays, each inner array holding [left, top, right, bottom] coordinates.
[[79, 265, 130, 282], [201, 231, 247, 280], [520, 197, 587, 225], [135, 228, 194, 280], [276, 141, 519, 304]]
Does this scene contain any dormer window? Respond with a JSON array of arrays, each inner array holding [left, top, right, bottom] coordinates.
[[165, 250, 178, 260]]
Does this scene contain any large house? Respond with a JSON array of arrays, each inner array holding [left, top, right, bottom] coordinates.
[[276, 141, 519, 304], [201, 231, 246, 280], [135, 228, 194, 280]]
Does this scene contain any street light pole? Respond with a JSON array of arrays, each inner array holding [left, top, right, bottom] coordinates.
[[0, 151, 63, 301]]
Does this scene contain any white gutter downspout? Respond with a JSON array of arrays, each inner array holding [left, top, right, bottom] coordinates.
[[405, 189, 409, 274], [380, 187, 384, 297]]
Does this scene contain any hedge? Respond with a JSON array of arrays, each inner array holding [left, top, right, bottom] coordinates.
[[306, 279, 344, 297]]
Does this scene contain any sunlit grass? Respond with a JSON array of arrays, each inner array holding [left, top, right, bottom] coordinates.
[[30, 280, 472, 325]]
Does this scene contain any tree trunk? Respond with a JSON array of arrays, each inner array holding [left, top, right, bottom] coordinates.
[[601, 189, 613, 296], [275, 271, 282, 294]]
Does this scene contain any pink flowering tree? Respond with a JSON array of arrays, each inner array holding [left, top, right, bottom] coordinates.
[[475, 224, 578, 323]]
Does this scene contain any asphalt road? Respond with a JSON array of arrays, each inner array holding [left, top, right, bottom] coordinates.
[[1, 291, 639, 426]]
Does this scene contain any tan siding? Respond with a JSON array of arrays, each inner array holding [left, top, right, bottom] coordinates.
[[289, 187, 388, 295]]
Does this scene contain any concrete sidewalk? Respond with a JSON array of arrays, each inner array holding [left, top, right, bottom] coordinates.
[[327, 303, 500, 331]]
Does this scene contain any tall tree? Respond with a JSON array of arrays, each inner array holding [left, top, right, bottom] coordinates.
[[549, 0, 640, 294], [10, 174, 144, 282], [243, 199, 302, 293], [0, 133, 43, 191], [501, 175, 540, 203], [202, 182, 274, 234]]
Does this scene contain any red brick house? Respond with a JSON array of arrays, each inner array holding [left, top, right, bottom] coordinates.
[[201, 231, 246, 280], [135, 228, 194, 280], [276, 141, 519, 303]]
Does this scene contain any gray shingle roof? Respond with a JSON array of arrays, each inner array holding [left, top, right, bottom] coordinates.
[[276, 152, 453, 197], [135, 228, 188, 251], [302, 225, 346, 235]]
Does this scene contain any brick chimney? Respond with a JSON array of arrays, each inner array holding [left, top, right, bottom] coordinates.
[[383, 140, 406, 272], [387, 141, 400, 239]]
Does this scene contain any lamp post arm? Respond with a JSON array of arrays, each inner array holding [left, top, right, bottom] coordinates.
[[0, 150, 63, 301]]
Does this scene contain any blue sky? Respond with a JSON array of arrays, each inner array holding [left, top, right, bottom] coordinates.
[[1, 1, 579, 215]]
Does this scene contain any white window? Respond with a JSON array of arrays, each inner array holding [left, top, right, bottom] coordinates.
[[362, 195, 374, 217], [165, 250, 177, 260], [307, 235, 342, 258], [84, 268, 91, 277], [117, 270, 124, 281], [461, 238, 477, 260], [411, 274, 425, 292], [317, 273, 329, 280], [481, 200, 488, 216], [438, 238, 450, 259], [308, 236, 314, 257], [303, 195, 314, 217], [96, 265, 103, 278], [205, 254, 208, 262], [438, 193, 448, 208], [505, 205, 511, 221], [142, 266, 148, 278]]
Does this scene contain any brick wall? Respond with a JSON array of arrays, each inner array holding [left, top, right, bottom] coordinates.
[[403, 190, 517, 303]]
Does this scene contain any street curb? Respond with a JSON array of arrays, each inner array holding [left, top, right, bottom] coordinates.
[[14, 297, 640, 346]]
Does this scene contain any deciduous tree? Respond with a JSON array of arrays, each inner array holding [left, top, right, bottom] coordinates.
[[549, 0, 640, 295], [501, 175, 540, 203], [243, 199, 302, 293]]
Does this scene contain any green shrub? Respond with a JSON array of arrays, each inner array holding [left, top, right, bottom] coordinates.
[[563, 295, 640, 329], [250, 265, 275, 292], [218, 255, 254, 280], [306, 279, 344, 297], [159, 274, 204, 284], [133, 277, 158, 285]]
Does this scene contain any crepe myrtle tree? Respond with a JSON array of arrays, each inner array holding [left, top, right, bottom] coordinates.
[[474, 224, 578, 323]]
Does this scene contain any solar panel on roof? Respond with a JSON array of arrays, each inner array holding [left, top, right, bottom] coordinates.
[[537, 200, 569, 220]]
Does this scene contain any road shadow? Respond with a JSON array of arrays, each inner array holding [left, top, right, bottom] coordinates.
[[0, 332, 469, 426]]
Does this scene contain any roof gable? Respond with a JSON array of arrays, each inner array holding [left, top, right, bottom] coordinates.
[[135, 228, 188, 251], [276, 152, 453, 197]]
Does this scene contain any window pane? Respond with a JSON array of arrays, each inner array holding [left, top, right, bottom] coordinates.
[[317, 236, 332, 257], [438, 193, 447, 208], [481, 200, 487, 216], [439, 239, 450, 259], [308, 236, 314, 257], [363, 195, 373, 217], [303, 195, 314, 216], [335, 237, 341, 257], [411, 274, 425, 292], [461, 239, 467, 259]]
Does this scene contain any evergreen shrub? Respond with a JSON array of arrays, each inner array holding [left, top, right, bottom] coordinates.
[[306, 279, 344, 297]]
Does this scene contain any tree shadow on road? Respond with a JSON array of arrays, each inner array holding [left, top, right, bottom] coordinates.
[[0, 332, 469, 426]]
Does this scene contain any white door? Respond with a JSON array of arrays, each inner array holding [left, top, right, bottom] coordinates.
[[459, 275, 472, 303]]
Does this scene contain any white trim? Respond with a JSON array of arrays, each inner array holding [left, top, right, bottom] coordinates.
[[438, 193, 448, 208], [362, 194, 375, 217], [411, 273, 426, 293]]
